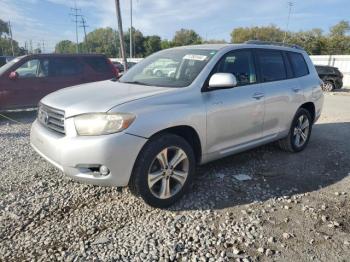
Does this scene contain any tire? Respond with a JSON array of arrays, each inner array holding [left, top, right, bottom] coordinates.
[[278, 108, 313, 153], [321, 81, 335, 92], [129, 134, 195, 208]]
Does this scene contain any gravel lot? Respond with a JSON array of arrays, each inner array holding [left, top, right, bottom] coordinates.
[[1, 91, 350, 261]]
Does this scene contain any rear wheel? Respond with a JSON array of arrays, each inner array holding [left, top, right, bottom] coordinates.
[[129, 134, 195, 208], [321, 81, 335, 92], [278, 108, 312, 153]]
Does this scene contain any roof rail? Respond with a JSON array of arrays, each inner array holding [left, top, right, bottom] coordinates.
[[245, 40, 304, 50]]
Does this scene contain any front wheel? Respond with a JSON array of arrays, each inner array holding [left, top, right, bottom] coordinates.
[[129, 134, 195, 208], [278, 108, 313, 153]]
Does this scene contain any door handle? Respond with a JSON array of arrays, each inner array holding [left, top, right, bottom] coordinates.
[[292, 87, 301, 93], [252, 92, 264, 100]]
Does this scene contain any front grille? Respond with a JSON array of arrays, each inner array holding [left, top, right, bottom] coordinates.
[[38, 104, 65, 135]]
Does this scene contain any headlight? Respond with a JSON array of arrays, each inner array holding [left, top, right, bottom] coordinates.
[[74, 113, 136, 136]]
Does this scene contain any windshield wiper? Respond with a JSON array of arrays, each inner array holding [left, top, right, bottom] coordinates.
[[121, 81, 151, 86]]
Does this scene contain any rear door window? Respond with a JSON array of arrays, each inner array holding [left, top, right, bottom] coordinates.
[[83, 57, 111, 73], [257, 50, 287, 82], [288, 52, 309, 78], [50, 58, 82, 77]]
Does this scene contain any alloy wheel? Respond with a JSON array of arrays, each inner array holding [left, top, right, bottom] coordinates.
[[147, 146, 189, 199], [293, 114, 310, 148]]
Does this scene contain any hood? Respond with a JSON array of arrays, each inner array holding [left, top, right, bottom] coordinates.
[[41, 80, 174, 118]]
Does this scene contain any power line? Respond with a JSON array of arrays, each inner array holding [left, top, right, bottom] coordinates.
[[70, 0, 82, 53], [283, 1, 294, 43]]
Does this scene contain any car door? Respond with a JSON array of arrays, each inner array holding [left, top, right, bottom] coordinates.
[[256, 49, 304, 138], [204, 49, 265, 155], [4, 58, 49, 109]]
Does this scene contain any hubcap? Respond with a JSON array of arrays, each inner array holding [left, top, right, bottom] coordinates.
[[293, 114, 310, 147], [148, 147, 189, 199]]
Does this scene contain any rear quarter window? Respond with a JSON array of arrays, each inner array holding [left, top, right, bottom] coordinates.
[[288, 52, 309, 78], [83, 57, 111, 73]]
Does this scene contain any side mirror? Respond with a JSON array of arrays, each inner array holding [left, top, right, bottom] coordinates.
[[208, 73, 237, 89], [9, 71, 18, 80]]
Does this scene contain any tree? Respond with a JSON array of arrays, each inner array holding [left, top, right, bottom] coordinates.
[[124, 28, 145, 57], [55, 40, 76, 54], [330, 20, 350, 37], [160, 39, 173, 50], [86, 27, 118, 57], [143, 35, 161, 56], [172, 29, 202, 46], [289, 29, 328, 55], [203, 39, 227, 44], [231, 25, 285, 43], [0, 19, 9, 37], [0, 38, 23, 56]]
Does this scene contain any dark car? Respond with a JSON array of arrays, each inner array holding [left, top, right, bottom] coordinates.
[[315, 65, 343, 91], [0, 56, 15, 67], [0, 53, 118, 110]]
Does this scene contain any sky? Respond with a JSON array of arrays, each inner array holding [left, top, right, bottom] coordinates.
[[0, 0, 349, 52]]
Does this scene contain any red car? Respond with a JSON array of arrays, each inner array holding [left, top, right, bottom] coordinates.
[[0, 54, 118, 110]]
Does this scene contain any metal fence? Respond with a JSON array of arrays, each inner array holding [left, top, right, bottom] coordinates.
[[310, 55, 350, 87]]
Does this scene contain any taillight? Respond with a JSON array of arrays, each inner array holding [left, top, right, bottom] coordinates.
[[108, 59, 119, 78]]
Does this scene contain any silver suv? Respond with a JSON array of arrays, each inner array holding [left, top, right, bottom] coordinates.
[[30, 42, 324, 208]]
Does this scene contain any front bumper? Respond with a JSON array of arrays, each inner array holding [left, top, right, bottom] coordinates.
[[30, 119, 147, 186]]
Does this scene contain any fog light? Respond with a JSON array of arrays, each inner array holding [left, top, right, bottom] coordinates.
[[99, 165, 110, 176]]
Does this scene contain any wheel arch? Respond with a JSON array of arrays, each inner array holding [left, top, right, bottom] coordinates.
[[299, 102, 316, 123], [148, 125, 203, 164]]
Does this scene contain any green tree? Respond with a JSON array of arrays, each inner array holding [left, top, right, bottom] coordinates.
[[86, 27, 118, 57], [172, 29, 202, 46], [143, 35, 161, 56], [0, 38, 23, 56], [289, 29, 328, 55], [55, 40, 76, 54], [160, 39, 173, 50], [231, 25, 285, 43], [0, 19, 9, 37], [330, 20, 350, 37], [124, 28, 145, 57]]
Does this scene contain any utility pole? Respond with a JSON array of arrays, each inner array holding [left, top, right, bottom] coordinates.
[[129, 0, 133, 58], [115, 0, 128, 71], [42, 40, 45, 53], [8, 21, 15, 56], [283, 1, 294, 43], [29, 40, 33, 54], [70, 0, 81, 53], [80, 17, 89, 53]]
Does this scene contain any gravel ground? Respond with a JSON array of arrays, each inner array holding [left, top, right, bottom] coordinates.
[[1, 92, 350, 261]]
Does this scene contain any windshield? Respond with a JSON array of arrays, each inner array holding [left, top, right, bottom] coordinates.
[[0, 57, 22, 76], [119, 48, 217, 87]]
